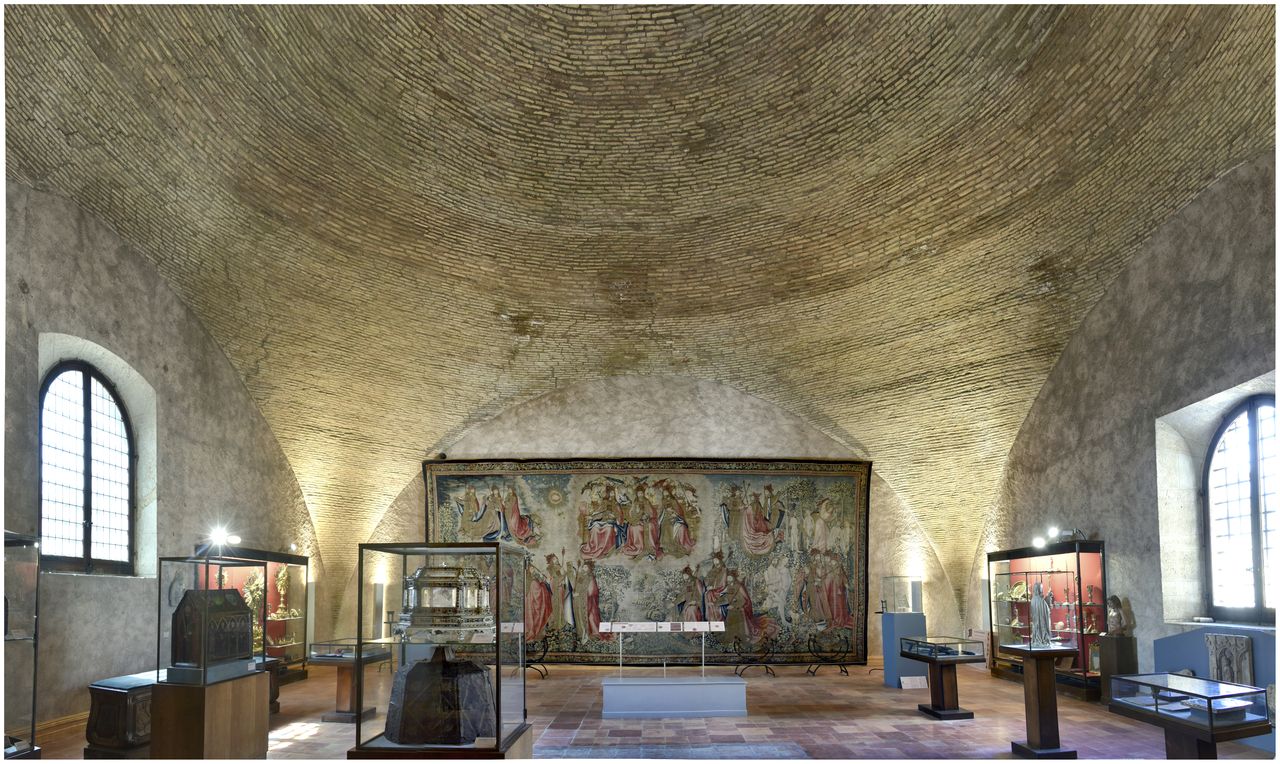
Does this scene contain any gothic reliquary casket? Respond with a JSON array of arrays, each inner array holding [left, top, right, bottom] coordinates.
[[169, 589, 255, 684], [398, 564, 494, 639]]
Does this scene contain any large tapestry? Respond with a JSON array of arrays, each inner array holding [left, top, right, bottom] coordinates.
[[424, 458, 870, 664]]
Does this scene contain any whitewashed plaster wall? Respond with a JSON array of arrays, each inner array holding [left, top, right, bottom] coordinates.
[[5, 183, 324, 721], [335, 375, 961, 659], [963, 152, 1276, 670]]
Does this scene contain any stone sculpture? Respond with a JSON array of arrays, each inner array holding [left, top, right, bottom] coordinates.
[[384, 646, 495, 745], [1029, 582, 1052, 648], [1205, 633, 1254, 685], [1104, 595, 1131, 637]]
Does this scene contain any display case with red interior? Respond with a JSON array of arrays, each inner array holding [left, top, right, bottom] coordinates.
[[988, 540, 1105, 701], [194, 544, 310, 684]]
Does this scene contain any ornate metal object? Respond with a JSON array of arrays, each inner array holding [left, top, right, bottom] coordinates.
[[398, 563, 494, 637]]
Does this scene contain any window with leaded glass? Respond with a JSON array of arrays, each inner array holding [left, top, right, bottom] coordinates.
[[1204, 394, 1275, 622], [39, 362, 134, 574]]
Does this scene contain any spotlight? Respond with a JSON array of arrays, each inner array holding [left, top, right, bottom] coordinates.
[[1048, 526, 1060, 538], [227, 535, 241, 545], [289, 543, 298, 553], [1032, 536, 1046, 549], [210, 527, 228, 547]]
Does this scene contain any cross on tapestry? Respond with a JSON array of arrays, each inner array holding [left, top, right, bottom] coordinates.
[[424, 458, 871, 665]]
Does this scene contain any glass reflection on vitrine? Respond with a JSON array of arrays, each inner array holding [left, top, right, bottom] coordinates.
[[4, 532, 40, 759]]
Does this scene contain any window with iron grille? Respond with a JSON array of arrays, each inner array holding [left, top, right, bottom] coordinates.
[[39, 362, 134, 575], [1203, 393, 1275, 622]]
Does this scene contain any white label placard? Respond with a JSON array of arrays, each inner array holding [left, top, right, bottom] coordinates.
[[656, 622, 682, 632], [600, 621, 613, 632], [709, 621, 725, 632], [500, 622, 524, 633], [683, 621, 710, 632], [470, 632, 491, 644], [610, 622, 658, 633]]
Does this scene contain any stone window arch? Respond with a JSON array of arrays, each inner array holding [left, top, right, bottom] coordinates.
[[1203, 393, 1276, 622], [39, 361, 135, 574]]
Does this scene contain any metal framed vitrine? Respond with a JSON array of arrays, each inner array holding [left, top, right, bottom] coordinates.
[[4, 531, 40, 759], [156, 555, 267, 686], [194, 544, 311, 683], [349, 541, 528, 758]]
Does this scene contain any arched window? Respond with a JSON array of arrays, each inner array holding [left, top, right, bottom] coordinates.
[[39, 362, 134, 574], [1203, 393, 1275, 621]]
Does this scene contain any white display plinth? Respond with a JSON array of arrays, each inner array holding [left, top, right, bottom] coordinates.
[[601, 676, 747, 719]]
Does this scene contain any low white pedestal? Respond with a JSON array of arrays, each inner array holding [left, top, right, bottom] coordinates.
[[601, 676, 747, 719]]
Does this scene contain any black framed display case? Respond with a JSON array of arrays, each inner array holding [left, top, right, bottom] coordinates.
[[157, 555, 267, 686], [988, 540, 1106, 701], [1109, 673, 1272, 758], [194, 544, 311, 683], [5, 531, 40, 759], [349, 542, 529, 759]]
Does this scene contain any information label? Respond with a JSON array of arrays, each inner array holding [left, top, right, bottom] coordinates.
[[683, 621, 712, 632], [656, 622, 682, 632]]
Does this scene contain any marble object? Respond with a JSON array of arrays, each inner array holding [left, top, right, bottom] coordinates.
[[1205, 633, 1253, 685], [1104, 595, 1131, 637]]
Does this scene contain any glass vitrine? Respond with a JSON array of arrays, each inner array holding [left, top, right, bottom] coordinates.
[[881, 576, 923, 613], [987, 540, 1105, 698], [1111, 673, 1270, 735], [900, 635, 985, 662], [196, 544, 311, 683], [351, 542, 528, 756], [157, 555, 267, 685], [4, 532, 40, 759]]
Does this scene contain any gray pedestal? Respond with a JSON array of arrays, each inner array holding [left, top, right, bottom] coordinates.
[[882, 612, 928, 688], [601, 676, 747, 719]]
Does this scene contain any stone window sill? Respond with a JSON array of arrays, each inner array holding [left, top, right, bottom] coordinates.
[[1166, 619, 1276, 633]]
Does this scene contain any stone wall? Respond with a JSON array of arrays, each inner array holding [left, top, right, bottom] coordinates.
[[5, 182, 323, 721], [964, 152, 1276, 669], [335, 376, 961, 658]]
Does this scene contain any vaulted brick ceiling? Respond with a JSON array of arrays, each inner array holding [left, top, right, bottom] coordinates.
[[6, 6, 1273, 607]]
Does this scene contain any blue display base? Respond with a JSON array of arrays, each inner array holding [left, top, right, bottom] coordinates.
[[601, 676, 747, 718], [881, 612, 928, 688], [1153, 625, 1275, 754]]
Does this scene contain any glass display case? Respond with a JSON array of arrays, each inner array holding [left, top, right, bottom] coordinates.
[[900, 635, 985, 662], [987, 540, 1105, 699], [351, 542, 528, 757], [4, 531, 40, 759], [1111, 674, 1269, 733], [881, 576, 923, 613], [196, 544, 310, 683], [157, 555, 267, 685]]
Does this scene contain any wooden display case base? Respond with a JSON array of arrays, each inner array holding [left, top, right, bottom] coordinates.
[[991, 662, 1101, 702], [918, 703, 974, 720], [150, 672, 269, 759], [1012, 741, 1078, 759], [1163, 730, 1220, 760], [348, 724, 533, 759], [323, 707, 376, 724]]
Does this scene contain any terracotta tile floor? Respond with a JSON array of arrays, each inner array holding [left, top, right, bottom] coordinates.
[[39, 662, 1272, 759]]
